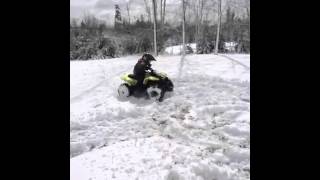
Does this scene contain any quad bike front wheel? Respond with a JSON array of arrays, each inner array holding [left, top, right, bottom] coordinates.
[[118, 83, 131, 98], [166, 79, 174, 92], [147, 85, 163, 101]]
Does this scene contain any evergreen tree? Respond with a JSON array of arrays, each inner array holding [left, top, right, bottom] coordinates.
[[115, 5, 122, 30]]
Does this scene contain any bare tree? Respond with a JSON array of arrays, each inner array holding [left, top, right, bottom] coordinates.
[[71, 18, 78, 28], [245, 0, 250, 43], [144, 0, 152, 22], [182, 0, 186, 56], [179, 0, 187, 78], [214, 0, 221, 54], [245, 0, 250, 18], [162, 0, 166, 25], [152, 0, 158, 56], [158, 0, 167, 25], [193, 1, 199, 43], [126, 1, 131, 25], [160, 0, 163, 24], [193, 0, 207, 44]]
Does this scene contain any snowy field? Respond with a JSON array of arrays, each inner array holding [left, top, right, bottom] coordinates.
[[70, 54, 250, 180]]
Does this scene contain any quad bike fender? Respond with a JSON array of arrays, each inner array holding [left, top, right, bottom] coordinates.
[[157, 72, 168, 79], [143, 76, 160, 85], [121, 74, 137, 86]]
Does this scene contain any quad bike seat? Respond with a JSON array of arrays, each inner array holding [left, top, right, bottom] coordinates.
[[128, 74, 136, 79]]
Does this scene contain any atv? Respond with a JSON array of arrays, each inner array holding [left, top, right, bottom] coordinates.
[[118, 69, 174, 102]]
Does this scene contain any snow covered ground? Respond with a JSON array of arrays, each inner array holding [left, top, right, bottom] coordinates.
[[70, 54, 250, 180], [164, 43, 197, 55]]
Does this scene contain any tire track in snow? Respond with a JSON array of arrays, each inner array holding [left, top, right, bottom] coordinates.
[[71, 60, 137, 158], [70, 56, 250, 179], [147, 75, 249, 150], [70, 79, 106, 103], [70, 56, 250, 160], [219, 54, 250, 71], [70, 64, 107, 103], [70, 65, 132, 104]]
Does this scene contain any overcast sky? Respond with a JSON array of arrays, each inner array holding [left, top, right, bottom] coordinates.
[[70, 0, 248, 25], [70, 0, 183, 25]]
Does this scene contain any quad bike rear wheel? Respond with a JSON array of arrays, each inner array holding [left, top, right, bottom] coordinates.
[[118, 83, 131, 98]]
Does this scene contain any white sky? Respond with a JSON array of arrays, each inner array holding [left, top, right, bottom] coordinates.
[[70, 0, 249, 25], [70, 0, 178, 24]]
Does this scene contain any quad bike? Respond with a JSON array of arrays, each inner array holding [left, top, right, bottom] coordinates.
[[118, 69, 174, 102]]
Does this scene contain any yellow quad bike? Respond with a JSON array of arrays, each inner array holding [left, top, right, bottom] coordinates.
[[118, 69, 174, 101]]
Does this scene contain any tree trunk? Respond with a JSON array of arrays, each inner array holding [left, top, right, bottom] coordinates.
[[214, 0, 221, 54], [194, 1, 199, 45], [152, 0, 158, 56], [163, 0, 166, 25], [182, 0, 186, 56], [199, 0, 205, 38], [199, 0, 205, 23], [160, 0, 163, 25]]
